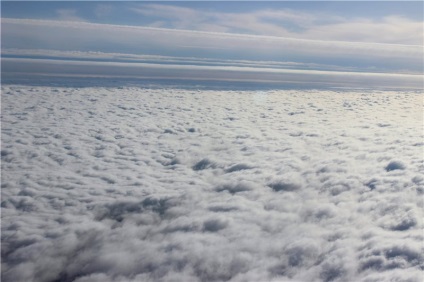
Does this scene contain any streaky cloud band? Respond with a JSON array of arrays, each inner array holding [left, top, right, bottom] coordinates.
[[2, 18, 422, 62], [2, 57, 423, 90]]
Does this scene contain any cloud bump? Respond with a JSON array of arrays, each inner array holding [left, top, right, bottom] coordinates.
[[2, 86, 423, 281]]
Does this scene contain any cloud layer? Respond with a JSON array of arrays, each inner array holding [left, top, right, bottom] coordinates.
[[2, 86, 423, 282], [2, 57, 422, 91], [132, 4, 424, 46], [1, 18, 423, 74]]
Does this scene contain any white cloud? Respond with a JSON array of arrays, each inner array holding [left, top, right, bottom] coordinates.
[[1, 85, 423, 281], [3, 18, 420, 53], [2, 18, 422, 75], [303, 16, 424, 45], [130, 4, 424, 45]]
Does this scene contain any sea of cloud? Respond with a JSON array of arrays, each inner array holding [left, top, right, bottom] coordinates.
[[1, 85, 423, 282]]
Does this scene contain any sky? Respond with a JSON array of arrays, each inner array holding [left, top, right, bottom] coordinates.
[[1, 1, 423, 89]]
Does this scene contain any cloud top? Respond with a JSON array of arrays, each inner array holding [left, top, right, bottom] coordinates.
[[2, 86, 423, 281]]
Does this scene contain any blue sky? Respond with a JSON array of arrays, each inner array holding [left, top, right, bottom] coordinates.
[[3, 2, 423, 23], [1, 1, 423, 89]]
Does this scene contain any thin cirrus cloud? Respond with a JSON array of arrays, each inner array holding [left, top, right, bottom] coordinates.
[[56, 9, 87, 22], [131, 4, 424, 46], [2, 18, 422, 64]]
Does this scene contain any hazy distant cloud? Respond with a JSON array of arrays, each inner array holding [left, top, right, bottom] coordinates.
[[253, 9, 319, 27], [94, 4, 113, 18], [0, 48, 379, 73], [130, 4, 317, 37], [130, 4, 203, 27], [56, 9, 86, 22], [2, 18, 422, 74], [2, 57, 422, 90], [130, 4, 424, 45], [303, 15, 424, 45]]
